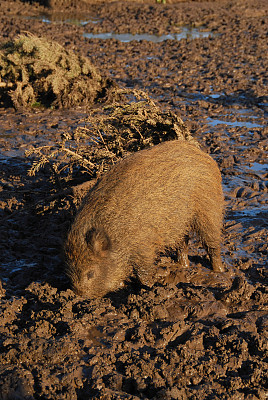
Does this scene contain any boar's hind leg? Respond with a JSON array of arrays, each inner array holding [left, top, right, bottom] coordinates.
[[196, 216, 224, 272], [207, 245, 224, 272]]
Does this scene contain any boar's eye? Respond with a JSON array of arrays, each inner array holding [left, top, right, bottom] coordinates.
[[87, 271, 94, 280]]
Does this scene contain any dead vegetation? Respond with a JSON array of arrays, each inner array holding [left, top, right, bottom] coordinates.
[[26, 90, 198, 183], [0, 33, 114, 109], [0, 33, 198, 204]]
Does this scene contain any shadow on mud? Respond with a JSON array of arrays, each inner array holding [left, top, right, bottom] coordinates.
[[0, 156, 73, 296]]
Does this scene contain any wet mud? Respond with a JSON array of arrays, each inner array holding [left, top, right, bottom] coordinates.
[[0, 0, 267, 399]]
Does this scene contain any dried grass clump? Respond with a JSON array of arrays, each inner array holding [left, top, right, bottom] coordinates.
[[0, 33, 106, 109], [26, 90, 198, 183]]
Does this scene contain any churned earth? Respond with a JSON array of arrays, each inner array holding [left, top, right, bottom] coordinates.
[[0, 0, 267, 399]]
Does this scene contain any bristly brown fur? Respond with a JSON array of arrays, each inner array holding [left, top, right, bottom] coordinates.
[[65, 140, 224, 298]]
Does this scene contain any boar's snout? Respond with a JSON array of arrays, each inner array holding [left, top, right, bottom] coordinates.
[[65, 228, 125, 298]]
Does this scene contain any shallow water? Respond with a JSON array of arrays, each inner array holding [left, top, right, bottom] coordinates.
[[231, 207, 268, 218], [246, 162, 268, 173], [32, 13, 213, 42], [83, 28, 213, 42], [1, 260, 38, 276], [206, 117, 263, 129], [29, 13, 101, 26]]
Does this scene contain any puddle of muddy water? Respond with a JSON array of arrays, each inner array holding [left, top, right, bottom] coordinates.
[[230, 208, 268, 218], [31, 13, 213, 42], [246, 162, 268, 173], [29, 13, 101, 26], [206, 117, 263, 129], [83, 28, 213, 42], [208, 93, 224, 99], [1, 260, 38, 277]]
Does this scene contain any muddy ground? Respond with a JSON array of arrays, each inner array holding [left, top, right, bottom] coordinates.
[[0, 0, 267, 399]]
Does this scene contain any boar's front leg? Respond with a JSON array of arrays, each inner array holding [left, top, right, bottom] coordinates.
[[177, 236, 189, 268], [135, 249, 157, 288]]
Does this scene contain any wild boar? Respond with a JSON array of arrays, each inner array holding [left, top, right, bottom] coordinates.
[[65, 140, 224, 297]]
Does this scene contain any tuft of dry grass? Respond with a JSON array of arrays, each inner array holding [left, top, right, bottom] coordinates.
[[0, 33, 113, 109], [25, 89, 198, 184]]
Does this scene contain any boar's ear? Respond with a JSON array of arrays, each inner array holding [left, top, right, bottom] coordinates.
[[85, 228, 111, 256]]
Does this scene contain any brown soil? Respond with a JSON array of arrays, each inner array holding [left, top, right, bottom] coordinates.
[[0, 0, 267, 399]]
